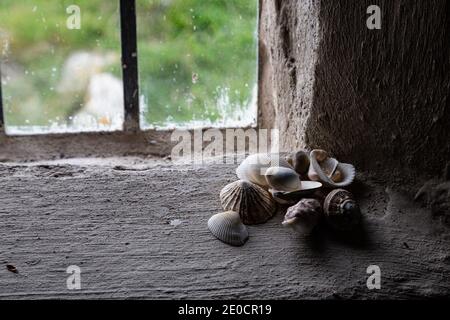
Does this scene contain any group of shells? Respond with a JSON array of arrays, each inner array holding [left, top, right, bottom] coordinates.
[[207, 150, 361, 246]]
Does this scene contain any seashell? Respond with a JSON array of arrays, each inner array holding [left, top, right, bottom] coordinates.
[[323, 189, 361, 231], [269, 181, 323, 205], [236, 153, 292, 187], [285, 150, 310, 175], [330, 169, 343, 183], [282, 199, 322, 235], [313, 149, 329, 162], [208, 211, 249, 246], [220, 180, 277, 225], [308, 149, 355, 188], [265, 167, 301, 192]]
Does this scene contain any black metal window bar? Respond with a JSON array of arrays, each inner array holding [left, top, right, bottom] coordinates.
[[120, 0, 139, 132], [0, 0, 141, 133]]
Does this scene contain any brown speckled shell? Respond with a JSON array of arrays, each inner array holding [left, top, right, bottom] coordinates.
[[220, 180, 277, 225], [285, 150, 310, 175], [323, 189, 361, 230]]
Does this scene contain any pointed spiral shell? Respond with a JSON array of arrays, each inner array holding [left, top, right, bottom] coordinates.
[[323, 189, 361, 231], [282, 198, 322, 235]]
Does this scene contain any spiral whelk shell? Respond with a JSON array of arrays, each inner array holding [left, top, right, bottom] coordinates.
[[220, 180, 277, 225], [324, 189, 361, 231], [282, 198, 322, 235], [236, 153, 292, 188], [208, 211, 249, 246], [308, 149, 355, 188]]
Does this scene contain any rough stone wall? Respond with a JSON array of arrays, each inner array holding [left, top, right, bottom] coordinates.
[[258, 0, 321, 147], [260, 0, 450, 180]]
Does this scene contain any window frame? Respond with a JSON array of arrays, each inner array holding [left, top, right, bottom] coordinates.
[[120, 0, 140, 132], [0, 64, 3, 129]]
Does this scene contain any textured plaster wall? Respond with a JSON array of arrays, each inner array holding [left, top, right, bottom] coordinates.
[[260, 0, 450, 180], [259, 0, 321, 146]]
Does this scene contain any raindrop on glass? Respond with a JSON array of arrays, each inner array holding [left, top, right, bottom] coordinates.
[[192, 73, 199, 84]]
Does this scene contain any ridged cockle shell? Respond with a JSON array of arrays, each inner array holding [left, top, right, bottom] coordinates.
[[208, 211, 249, 246], [220, 180, 277, 225]]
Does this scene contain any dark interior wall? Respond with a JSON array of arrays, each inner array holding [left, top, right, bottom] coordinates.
[[309, 0, 450, 178], [260, 0, 450, 180]]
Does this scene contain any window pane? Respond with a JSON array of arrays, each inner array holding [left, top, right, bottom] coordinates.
[[137, 0, 258, 129], [0, 0, 123, 135]]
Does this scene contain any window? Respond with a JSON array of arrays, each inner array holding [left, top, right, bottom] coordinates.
[[0, 0, 123, 135], [0, 0, 258, 136], [136, 0, 258, 129]]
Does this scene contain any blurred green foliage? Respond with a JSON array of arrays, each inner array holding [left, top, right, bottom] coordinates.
[[0, 0, 121, 127], [0, 0, 257, 128], [136, 0, 257, 126]]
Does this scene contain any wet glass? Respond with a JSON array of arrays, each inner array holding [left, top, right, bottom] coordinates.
[[136, 0, 258, 129], [0, 0, 124, 134]]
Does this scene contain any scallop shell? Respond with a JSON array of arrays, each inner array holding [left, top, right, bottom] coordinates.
[[308, 149, 355, 188], [208, 211, 249, 246], [282, 199, 322, 235], [323, 189, 361, 231], [285, 150, 310, 175], [265, 167, 301, 192], [220, 180, 277, 225], [236, 153, 292, 187]]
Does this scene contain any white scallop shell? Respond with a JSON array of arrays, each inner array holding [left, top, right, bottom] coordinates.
[[265, 167, 302, 192], [307, 149, 355, 188], [207, 211, 249, 246], [236, 153, 292, 187]]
